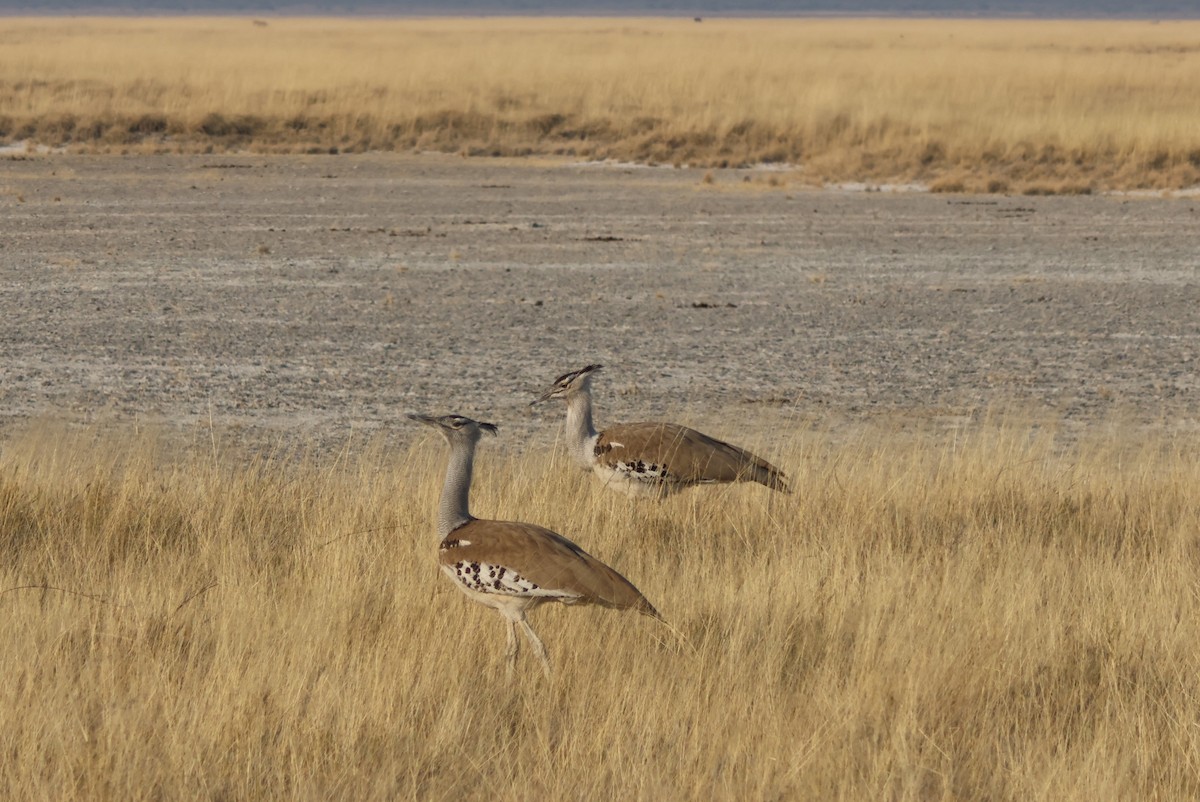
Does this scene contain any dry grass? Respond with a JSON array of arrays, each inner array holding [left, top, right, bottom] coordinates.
[[2, 17, 1200, 191], [2, 414, 1199, 800]]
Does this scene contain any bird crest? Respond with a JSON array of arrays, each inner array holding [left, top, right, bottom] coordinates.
[[553, 363, 603, 387]]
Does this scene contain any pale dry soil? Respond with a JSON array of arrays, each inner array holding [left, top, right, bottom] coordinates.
[[1, 153, 1198, 451]]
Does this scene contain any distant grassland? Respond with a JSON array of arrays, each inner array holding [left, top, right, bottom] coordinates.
[[2, 416, 1199, 800], [2, 17, 1200, 191]]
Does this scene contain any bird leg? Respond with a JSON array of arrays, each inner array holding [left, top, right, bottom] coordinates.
[[518, 617, 552, 679], [504, 618, 519, 680]]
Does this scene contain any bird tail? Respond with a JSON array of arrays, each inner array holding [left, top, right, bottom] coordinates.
[[755, 464, 791, 494], [635, 595, 662, 620]]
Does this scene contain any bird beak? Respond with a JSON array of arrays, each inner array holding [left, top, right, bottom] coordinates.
[[530, 387, 556, 406], [407, 413, 438, 427]]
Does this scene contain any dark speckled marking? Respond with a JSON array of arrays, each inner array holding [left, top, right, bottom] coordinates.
[[449, 561, 545, 596], [614, 460, 670, 484]]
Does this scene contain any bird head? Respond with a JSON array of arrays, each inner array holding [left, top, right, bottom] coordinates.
[[531, 364, 602, 405], [407, 413, 499, 443]]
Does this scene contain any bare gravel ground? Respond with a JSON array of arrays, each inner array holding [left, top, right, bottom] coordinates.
[[1, 153, 1197, 453]]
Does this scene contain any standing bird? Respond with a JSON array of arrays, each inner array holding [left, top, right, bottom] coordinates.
[[532, 364, 790, 497], [408, 412, 658, 678]]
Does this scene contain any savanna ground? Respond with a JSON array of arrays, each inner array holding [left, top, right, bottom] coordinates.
[[3, 17, 1200, 191], [2, 152, 1199, 799]]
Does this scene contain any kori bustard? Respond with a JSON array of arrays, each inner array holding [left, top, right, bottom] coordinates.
[[409, 412, 658, 678], [532, 364, 790, 497]]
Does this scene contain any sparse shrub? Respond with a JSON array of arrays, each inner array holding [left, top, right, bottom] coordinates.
[[1144, 150, 1170, 170], [196, 113, 231, 137], [128, 114, 167, 135], [628, 116, 661, 135], [920, 140, 946, 166], [528, 113, 566, 136], [38, 113, 77, 144], [230, 115, 264, 137], [77, 119, 107, 141], [930, 176, 967, 193], [1023, 182, 1093, 196]]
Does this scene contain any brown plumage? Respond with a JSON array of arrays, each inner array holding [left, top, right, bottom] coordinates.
[[409, 411, 658, 679], [532, 364, 791, 497], [439, 519, 658, 617], [594, 422, 789, 492]]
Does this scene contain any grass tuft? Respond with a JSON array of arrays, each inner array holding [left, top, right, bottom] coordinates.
[[1, 415, 1198, 798]]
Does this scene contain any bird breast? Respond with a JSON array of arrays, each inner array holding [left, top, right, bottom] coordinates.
[[592, 462, 680, 497], [440, 560, 581, 603], [446, 559, 539, 594]]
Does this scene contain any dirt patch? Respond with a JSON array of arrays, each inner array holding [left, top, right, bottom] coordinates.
[[1, 153, 1197, 452]]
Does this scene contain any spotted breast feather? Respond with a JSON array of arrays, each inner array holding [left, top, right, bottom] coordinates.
[[438, 519, 659, 617], [594, 422, 789, 492]]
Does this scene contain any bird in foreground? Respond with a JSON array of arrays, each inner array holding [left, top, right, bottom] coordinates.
[[532, 364, 790, 498], [408, 412, 658, 678]]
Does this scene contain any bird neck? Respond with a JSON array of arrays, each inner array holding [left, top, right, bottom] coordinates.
[[564, 389, 599, 468], [438, 438, 476, 538]]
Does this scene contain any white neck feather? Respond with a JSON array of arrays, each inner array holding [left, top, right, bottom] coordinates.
[[438, 437, 475, 538], [564, 385, 599, 470]]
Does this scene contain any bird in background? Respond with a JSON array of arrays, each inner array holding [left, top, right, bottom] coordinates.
[[532, 364, 790, 498], [408, 412, 659, 679]]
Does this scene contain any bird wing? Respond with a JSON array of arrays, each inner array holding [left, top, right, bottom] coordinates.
[[596, 422, 789, 491], [439, 519, 658, 617]]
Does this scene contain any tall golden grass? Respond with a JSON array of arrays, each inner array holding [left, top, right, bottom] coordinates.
[[1, 17, 1199, 191], [2, 415, 1198, 799]]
